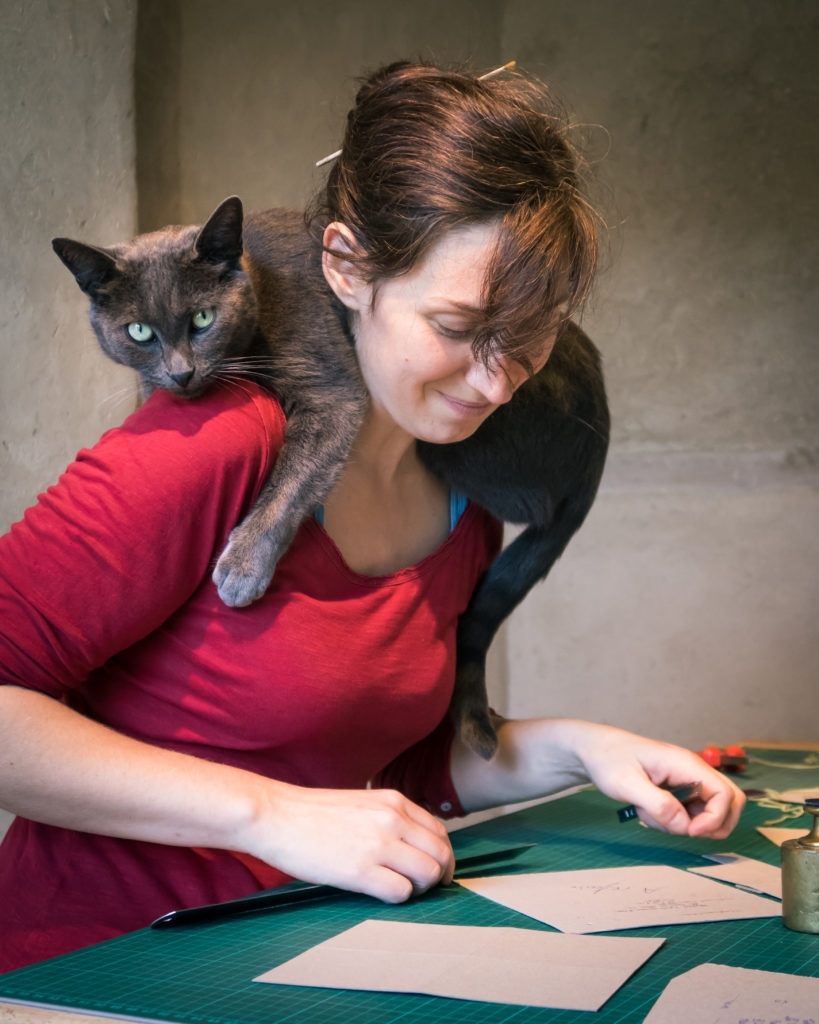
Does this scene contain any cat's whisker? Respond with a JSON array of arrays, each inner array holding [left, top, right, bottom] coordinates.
[[218, 359, 280, 372], [218, 361, 277, 373], [219, 355, 280, 363], [211, 374, 258, 402], [567, 413, 609, 443], [216, 369, 275, 386], [97, 382, 141, 415]]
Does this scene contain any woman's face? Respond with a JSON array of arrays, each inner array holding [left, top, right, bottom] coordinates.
[[335, 222, 557, 446]]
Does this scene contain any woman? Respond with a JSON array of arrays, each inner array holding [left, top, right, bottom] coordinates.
[[0, 61, 744, 971]]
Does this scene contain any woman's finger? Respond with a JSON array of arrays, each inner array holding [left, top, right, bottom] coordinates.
[[686, 775, 745, 838]]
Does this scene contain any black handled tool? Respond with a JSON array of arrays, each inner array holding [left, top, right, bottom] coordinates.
[[151, 842, 535, 929], [617, 782, 701, 823]]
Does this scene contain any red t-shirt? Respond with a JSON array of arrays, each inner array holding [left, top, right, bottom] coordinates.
[[0, 383, 501, 970]]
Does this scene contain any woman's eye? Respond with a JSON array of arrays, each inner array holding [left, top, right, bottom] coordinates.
[[127, 322, 155, 343], [434, 323, 472, 341], [191, 308, 215, 331]]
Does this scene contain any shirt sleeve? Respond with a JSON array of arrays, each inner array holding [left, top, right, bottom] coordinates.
[[0, 384, 285, 700]]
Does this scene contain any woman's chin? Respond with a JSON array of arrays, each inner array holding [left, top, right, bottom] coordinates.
[[415, 422, 482, 446]]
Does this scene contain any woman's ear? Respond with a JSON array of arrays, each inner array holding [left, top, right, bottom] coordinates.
[[322, 223, 371, 311]]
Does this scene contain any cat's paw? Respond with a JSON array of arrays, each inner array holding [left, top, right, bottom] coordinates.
[[449, 662, 498, 760], [212, 532, 279, 607], [460, 711, 499, 761]]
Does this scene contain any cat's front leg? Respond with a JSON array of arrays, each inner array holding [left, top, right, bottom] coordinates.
[[212, 464, 328, 608], [213, 396, 366, 607], [213, 521, 288, 607]]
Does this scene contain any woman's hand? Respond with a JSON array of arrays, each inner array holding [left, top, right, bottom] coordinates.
[[451, 716, 745, 839], [247, 783, 455, 904], [570, 722, 745, 838], [0, 687, 453, 904]]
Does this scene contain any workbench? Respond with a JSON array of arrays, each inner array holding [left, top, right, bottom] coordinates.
[[0, 744, 817, 1023]]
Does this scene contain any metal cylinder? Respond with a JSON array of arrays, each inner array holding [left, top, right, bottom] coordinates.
[[780, 799, 819, 934]]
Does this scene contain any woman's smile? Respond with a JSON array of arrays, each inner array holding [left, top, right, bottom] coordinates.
[[436, 391, 493, 418]]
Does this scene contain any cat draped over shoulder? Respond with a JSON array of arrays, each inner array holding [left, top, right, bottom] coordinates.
[[52, 197, 609, 760]]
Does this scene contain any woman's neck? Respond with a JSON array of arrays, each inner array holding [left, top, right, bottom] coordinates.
[[320, 405, 450, 576], [347, 400, 417, 484]]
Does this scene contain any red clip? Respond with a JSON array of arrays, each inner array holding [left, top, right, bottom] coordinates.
[[697, 745, 747, 772]]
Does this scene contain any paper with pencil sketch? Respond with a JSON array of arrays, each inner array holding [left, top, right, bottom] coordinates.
[[457, 864, 779, 933], [641, 963, 819, 1023], [254, 919, 664, 1011]]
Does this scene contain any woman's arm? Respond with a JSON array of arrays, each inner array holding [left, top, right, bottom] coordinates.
[[0, 685, 454, 902], [450, 716, 745, 839]]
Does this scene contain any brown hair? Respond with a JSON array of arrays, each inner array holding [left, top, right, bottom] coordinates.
[[309, 61, 599, 370]]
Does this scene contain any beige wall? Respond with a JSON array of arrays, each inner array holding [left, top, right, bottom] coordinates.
[[500, 0, 819, 745], [0, 1, 139, 533], [1, 0, 816, 803], [135, 0, 502, 229], [0, 0, 139, 839]]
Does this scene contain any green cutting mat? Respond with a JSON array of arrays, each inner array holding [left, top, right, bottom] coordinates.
[[1, 747, 817, 1024]]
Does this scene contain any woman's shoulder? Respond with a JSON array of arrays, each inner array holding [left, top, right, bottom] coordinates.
[[68, 383, 285, 494], [13, 383, 287, 558], [113, 383, 286, 465]]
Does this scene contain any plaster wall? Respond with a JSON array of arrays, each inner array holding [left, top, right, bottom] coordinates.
[[0, 0, 138, 840], [136, 0, 502, 229], [500, 0, 819, 747], [0, 1, 139, 534]]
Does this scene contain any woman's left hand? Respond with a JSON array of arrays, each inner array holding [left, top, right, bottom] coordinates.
[[451, 717, 746, 839], [571, 723, 746, 838]]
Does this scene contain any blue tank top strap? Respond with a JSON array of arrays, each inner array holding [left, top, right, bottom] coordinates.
[[450, 489, 468, 531], [314, 490, 467, 533]]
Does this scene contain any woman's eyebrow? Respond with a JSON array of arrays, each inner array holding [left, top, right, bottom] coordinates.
[[424, 298, 484, 314]]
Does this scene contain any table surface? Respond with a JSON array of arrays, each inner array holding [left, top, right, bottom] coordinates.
[[1, 744, 817, 1024]]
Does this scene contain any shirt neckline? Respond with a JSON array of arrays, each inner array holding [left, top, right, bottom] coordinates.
[[303, 501, 476, 588]]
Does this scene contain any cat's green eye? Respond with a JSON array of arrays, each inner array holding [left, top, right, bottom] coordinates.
[[191, 308, 215, 331], [127, 322, 155, 343]]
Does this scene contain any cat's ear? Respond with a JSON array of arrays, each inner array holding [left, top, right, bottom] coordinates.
[[322, 222, 371, 312], [52, 238, 121, 299], [195, 195, 244, 267]]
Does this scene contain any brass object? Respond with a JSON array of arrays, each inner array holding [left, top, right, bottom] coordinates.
[[781, 798, 819, 933]]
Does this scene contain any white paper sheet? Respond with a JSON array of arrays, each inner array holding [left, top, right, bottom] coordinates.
[[688, 852, 782, 899], [457, 864, 780, 933], [642, 962, 819, 1023], [254, 919, 665, 1011]]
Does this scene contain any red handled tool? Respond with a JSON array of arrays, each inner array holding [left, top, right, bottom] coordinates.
[[697, 745, 747, 772]]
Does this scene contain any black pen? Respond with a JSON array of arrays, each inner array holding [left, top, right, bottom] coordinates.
[[617, 782, 701, 823]]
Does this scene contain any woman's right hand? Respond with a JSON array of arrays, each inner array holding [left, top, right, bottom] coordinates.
[[0, 687, 453, 904], [245, 782, 455, 903]]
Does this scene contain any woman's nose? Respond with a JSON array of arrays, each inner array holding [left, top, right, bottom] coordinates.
[[464, 357, 520, 406]]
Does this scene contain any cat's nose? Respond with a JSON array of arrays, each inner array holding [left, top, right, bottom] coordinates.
[[170, 369, 195, 389]]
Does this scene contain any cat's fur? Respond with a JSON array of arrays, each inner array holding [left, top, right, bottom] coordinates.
[[53, 197, 609, 759]]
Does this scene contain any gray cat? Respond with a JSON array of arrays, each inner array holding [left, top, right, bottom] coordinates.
[[52, 196, 609, 759]]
